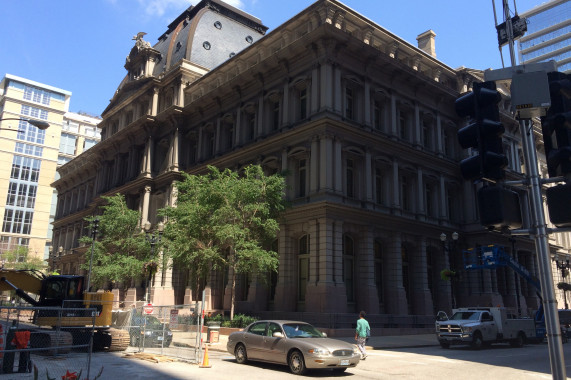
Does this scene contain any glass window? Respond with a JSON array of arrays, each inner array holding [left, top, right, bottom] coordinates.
[[248, 322, 267, 336], [59, 133, 77, 155]]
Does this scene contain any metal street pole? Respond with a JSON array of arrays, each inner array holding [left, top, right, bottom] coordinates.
[[499, 1, 566, 378]]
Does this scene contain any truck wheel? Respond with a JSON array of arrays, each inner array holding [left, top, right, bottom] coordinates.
[[510, 332, 525, 348], [471, 332, 483, 350], [439, 341, 450, 349]]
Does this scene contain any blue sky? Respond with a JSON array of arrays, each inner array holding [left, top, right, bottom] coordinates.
[[0, 0, 543, 116]]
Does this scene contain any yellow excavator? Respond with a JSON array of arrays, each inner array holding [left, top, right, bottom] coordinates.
[[0, 269, 129, 352]]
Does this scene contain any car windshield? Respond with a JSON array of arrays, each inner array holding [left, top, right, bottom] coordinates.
[[282, 323, 324, 338], [450, 311, 481, 320]]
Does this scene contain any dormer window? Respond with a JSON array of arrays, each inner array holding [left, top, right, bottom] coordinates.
[[176, 42, 182, 52], [245, 36, 253, 44], [214, 21, 222, 29], [203, 41, 211, 50]]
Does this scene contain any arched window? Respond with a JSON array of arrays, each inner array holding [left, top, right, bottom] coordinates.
[[402, 245, 410, 302], [343, 235, 355, 302], [298, 235, 309, 302]]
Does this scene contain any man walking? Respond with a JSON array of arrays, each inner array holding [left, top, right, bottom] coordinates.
[[355, 310, 370, 360]]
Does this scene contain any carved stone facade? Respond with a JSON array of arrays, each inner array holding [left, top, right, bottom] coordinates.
[[52, 0, 570, 323]]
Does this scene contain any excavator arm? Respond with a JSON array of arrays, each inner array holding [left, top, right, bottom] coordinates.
[[0, 269, 44, 295]]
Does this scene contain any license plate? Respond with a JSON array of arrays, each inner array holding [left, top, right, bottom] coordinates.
[[157, 336, 163, 341], [340, 360, 349, 366]]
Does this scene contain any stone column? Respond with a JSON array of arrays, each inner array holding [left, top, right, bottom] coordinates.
[[357, 227, 380, 313], [282, 81, 290, 126], [334, 138, 343, 194], [365, 150, 373, 203], [392, 159, 400, 210], [417, 167, 424, 215], [310, 137, 319, 194], [414, 103, 421, 147], [411, 237, 433, 315], [152, 87, 159, 116], [385, 233, 408, 314], [273, 226, 295, 311], [306, 218, 347, 313], [311, 66, 319, 114], [320, 61, 333, 112], [390, 93, 397, 136], [141, 186, 151, 227], [319, 136, 333, 192], [439, 174, 447, 220], [169, 129, 179, 171], [436, 113, 443, 156]]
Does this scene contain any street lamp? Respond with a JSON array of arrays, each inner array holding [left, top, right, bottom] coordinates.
[[440, 232, 459, 309], [86, 218, 99, 292], [555, 259, 571, 309], [144, 221, 164, 303], [0, 118, 50, 131]]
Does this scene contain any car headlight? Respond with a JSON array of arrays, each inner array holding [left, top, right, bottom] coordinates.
[[308, 348, 330, 355], [353, 346, 360, 355], [463, 326, 472, 333], [145, 331, 153, 336]]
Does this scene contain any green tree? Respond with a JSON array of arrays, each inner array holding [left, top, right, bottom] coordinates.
[[1, 246, 45, 271], [80, 194, 156, 291], [160, 165, 287, 319]]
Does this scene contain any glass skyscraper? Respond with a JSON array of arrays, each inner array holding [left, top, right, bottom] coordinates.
[[517, 0, 571, 73]]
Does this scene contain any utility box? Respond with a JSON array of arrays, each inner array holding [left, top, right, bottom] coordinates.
[[511, 70, 551, 119]]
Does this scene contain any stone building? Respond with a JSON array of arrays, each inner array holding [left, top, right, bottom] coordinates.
[[52, 0, 570, 326]]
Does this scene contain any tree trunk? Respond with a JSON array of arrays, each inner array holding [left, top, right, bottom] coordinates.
[[231, 266, 236, 320]]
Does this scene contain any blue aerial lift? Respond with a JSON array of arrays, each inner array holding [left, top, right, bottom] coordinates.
[[462, 245, 547, 342]]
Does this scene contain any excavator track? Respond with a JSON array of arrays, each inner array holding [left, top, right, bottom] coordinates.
[[29, 330, 73, 356], [94, 327, 130, 352]]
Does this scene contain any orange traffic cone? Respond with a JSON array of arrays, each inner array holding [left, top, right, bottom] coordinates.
[[199, 344, 211, 368]]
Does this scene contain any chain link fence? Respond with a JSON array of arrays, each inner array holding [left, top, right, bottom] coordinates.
[[112, 302, 206, 364], [0, 305, 94, 379]]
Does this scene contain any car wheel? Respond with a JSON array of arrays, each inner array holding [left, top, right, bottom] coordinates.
[[288, 350, 307, 375], [510, 332, 525, 348], [439, 341, 450, 349], [471, 332, 483, 350], [235, 343, 248, 364]]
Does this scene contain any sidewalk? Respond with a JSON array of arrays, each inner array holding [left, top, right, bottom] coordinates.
[[187, 332, 439, 353]]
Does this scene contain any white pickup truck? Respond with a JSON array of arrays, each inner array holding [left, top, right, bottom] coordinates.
[[435, 307, 539, 349]]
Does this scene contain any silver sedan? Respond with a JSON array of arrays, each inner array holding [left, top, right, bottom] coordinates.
[[227, 320, 361, 375]]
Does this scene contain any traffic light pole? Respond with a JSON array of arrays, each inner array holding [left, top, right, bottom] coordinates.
[[519, 119, 566, 380], [496, 1, 566, 378]]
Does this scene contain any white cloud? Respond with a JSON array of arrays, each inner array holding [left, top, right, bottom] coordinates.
[[224, 0, 245, 9], [138, 0, 247, 17], [138, 0, 190, 17]]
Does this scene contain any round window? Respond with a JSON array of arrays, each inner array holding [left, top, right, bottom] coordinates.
[[214, 21, 222, 29], [203, 41, 211, 50], [245, 35, 253, 44]]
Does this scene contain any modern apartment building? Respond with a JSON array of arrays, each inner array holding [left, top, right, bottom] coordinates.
[[0, 74, 101, 268], [52, 0, 570, 325], [517, 0, 571, 72], [0, 74, 71, 263]]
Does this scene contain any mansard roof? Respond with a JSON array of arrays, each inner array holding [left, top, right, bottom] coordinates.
[[103, 0, 268, 115]]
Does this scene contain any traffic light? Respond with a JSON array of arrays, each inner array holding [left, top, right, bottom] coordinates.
[[541, 72, 571, 178], [543, 72, 571, 227], [477, 186, 522, 230], [455, 81, 508, 182]]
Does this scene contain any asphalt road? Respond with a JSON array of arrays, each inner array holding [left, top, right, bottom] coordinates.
[[66, 341, 571, 380]]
